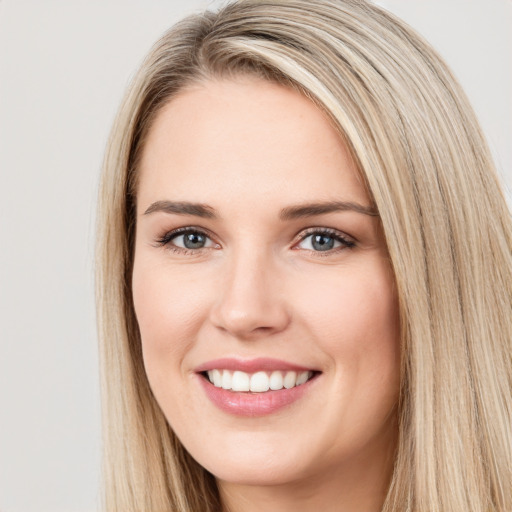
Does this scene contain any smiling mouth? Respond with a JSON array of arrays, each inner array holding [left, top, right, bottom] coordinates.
[[201, 369, 319, 393]]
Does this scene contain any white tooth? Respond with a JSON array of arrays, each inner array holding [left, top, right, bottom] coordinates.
[[250, 371, 270, 392], [269, 371, 284, 390], [212, 369, 222, 387], [221, 370, 232, 390], [283, 371, 297, 389], [296, 371, 310, 386], [231, 371, 250, 392], [207, 370, 214, 384]]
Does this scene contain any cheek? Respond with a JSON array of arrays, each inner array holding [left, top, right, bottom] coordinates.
[[298, 266, 400, 456], [131, 257, 211, 377], [295, 263, 400, 390], [298, 262, 398, 341]]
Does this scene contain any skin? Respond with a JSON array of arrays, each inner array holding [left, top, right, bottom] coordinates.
[[132, 77, 400, 512]]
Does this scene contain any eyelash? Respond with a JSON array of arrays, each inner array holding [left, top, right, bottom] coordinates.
[[155, 226, 356, 256], [294, 227, 356, 256], [155, 227, 217, 256]]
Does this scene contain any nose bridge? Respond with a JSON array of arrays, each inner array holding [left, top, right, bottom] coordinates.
[[210, 243, 289, 338]]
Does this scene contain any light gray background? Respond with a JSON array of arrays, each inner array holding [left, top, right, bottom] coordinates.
[[0, 1, 510, 511]]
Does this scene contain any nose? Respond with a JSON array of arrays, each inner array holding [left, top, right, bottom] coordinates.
[[209, 249, 291, 340]]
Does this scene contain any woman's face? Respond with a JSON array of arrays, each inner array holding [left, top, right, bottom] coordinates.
[[133, 77, 400, 490]]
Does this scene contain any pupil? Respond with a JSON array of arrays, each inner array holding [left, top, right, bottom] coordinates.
[[184, 232, 206, 249], [312, 234, 334, 251]]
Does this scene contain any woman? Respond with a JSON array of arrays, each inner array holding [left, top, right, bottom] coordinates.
[[96, 0, 512, 510]]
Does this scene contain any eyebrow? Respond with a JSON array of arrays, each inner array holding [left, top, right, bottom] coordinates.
[[143, 200, 217, 218], [279, 200, 379, 220], [143, 200, 379, 219]]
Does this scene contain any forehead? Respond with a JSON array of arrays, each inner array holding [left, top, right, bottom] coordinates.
[[137, 77, 369, 213]]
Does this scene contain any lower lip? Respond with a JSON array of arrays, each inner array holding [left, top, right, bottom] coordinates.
[[197, 374, 318, 417]]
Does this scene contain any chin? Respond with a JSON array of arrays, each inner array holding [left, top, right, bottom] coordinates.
[[182, 428, 327, 487], [203, 456, 308, 487], [180, 431, 284, 479]]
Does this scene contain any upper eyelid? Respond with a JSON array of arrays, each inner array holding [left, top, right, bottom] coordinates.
[[159, 226, 215, 241], [294, 226, 353, 240], [291, 227, 356, 249]]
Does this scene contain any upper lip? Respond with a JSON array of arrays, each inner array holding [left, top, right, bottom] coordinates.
[[194, 357, 317, 374]]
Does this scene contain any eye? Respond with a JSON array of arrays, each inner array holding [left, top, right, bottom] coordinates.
[[295, 228, 355, 253], [173, 231, 212, 249], [156, 228, 218, 253]]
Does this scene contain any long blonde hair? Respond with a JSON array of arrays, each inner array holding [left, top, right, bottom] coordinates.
[[96, 1, 512, 510]]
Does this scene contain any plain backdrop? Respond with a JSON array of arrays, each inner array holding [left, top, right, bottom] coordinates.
[[0, 1, 510, 511]]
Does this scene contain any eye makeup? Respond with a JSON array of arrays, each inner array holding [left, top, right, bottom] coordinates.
[[154, 225, 356, 257]]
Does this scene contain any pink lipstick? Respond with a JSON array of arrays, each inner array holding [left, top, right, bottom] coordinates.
[[195, 358, 320, 416]]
